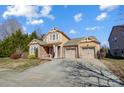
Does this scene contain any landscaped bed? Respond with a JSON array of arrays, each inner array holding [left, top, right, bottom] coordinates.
[[0, 58, 43, 71], [102, 58, 124, 82]]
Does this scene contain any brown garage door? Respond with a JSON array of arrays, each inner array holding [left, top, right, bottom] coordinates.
[[65, 47, 76, 58], [81, 47, 95, 58]]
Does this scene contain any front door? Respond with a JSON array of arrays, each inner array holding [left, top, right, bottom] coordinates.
[[48, 45, 61, 58], [49, 47, 54, 58]]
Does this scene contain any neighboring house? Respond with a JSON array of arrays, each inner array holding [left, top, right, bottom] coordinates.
[[28, 28, 100, 59], [108, 25, 124, 57]]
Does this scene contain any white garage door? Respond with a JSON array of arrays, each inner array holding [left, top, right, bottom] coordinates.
[[65, 48, 76, 58], [81, 47, 95, 58]]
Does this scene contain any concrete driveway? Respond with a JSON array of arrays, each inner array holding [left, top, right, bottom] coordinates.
[[0, 58, 123, 87]]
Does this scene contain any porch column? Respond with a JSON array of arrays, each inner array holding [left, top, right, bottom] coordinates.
[[53, 45, 58, 58]]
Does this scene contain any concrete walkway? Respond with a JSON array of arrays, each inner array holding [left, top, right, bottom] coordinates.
[[0, 58, 123, 87]]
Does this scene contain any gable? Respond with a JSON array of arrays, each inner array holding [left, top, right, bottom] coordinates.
[[43, 28, 70, 43], [108, 26, 124, 41], [28, 39, 47, 46], [108, 26, 116, 41]]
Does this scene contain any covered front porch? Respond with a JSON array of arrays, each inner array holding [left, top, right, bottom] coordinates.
[[41, 43, 62, 59]]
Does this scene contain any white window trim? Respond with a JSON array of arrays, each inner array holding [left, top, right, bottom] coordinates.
[[56, 33, 58, 40], [49, 33, 60, 42], [51, 33, 56, 41]]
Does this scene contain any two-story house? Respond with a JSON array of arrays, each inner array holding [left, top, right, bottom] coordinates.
[[28, 28, 100, 59], [108, 25, 124, 57]]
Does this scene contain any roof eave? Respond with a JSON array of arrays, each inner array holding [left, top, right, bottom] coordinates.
[[63, 44, 78, 47], [108, 26, 115, 41]]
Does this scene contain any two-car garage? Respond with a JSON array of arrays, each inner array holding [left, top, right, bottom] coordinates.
[[64, 46, 95, 59], [63, 37, 100, 59]]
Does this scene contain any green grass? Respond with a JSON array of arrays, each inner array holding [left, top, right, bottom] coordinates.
[[0, 58, 42, 71]]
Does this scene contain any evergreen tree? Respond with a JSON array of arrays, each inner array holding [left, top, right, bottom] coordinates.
[[29, 31, 38, 40], [0, 29, 39, 57]]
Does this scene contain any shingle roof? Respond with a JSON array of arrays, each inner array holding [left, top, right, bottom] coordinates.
[[63, 37, 85, 46], [63, 36, 100, 46], [56, 30, 70, 40], [29, 36, 99, 46], [116, 24, 124, 28], [108, 25, 124, 41], [88, 36, 98, 41], [29, 39, 47, 45]]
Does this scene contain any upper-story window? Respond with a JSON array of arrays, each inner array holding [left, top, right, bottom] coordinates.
[[49, 33, 59, 41], [56, 34, 58, 40], [114, 37, 117, 41], [112, 37, 117, 42], [53, 34, 56, 40]]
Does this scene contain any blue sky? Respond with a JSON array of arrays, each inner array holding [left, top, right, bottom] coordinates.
[[0, 5, 124, 46]]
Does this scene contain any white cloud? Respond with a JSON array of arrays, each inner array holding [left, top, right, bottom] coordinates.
[[74, 13, 83, 22], [3, 6, 38, 19], [96, 12, 107, 21], [40, 5, 54, 20], [100, 5, 118, 11], [69, 29, 77, 34], [27, 19, 44, 25], [85, 26, 103, 31], [96, 5, 118, 22], [2, 5, 54, 25]]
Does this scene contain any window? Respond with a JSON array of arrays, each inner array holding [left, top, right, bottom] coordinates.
[[30, 46, 38, 54], [49, 33, 59, 41], [114, 37, 117, 41], [53, 34, 55, 40], [56, 34, 58, 40], [34, 47, 36, 51], [112, 37, 117, 42], [31, 47, 33, 53], [31, 47, 35, 54]]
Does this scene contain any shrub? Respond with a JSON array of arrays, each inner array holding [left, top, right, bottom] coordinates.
[[21, 52, 28, 59], [97, 50, 106, 59], [28, 54, 36, 59], [10, 52, 21, 59], [97, 51, 100, 59]]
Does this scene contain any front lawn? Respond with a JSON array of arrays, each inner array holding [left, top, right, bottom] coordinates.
[[0, 58, 43, 71], [102, 58, 124, 82]]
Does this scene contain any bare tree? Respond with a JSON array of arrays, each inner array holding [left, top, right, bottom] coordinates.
[[0, 19, 22, 40], [33, 27, 46, 41]]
